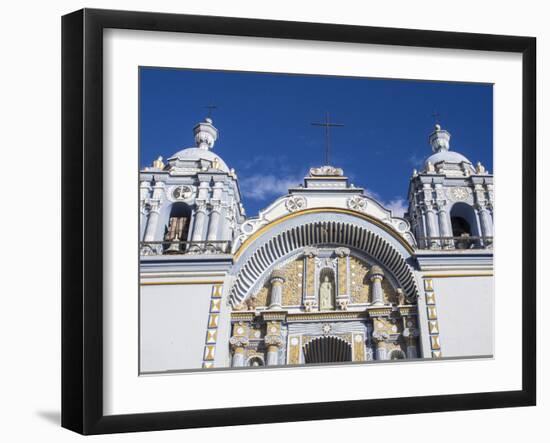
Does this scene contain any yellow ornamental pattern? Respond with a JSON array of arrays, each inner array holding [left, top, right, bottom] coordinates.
[[350, 257, 370, 304], [382, 279, 397, 304], [282, 259, 303, 306], [338, 258, 347, 295]]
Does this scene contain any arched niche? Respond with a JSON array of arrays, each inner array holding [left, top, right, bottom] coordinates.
[[318, 267, 336, 310]]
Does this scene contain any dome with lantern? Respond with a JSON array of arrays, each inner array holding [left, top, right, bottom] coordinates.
[[165, 117, 231, 174], [423, 124, 476, 176]]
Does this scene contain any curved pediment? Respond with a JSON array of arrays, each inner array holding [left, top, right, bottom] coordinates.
[[234, 196, 414, 253]]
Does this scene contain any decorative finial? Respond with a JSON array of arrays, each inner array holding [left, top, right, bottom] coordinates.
[[476, 161, 487, 174], [152, 156, 164, 169], [193, 118, 218, 150], [429, 124, 451, 153]]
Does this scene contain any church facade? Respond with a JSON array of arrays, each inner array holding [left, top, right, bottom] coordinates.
[[139, 118, 494, 372]]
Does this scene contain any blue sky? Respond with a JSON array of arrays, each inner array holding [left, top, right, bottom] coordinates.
[[140, 67, 493, 217]]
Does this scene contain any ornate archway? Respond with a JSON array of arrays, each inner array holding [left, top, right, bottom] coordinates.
[[230, 215, 419, 307]]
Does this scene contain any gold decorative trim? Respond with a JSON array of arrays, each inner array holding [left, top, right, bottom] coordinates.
[[287, 311, 367, 322], [367, 307, 393, 317], [201, 284, 224, 368], [425, 292, 436, 305], [234, 207, 415, 260], [424, 278, 442, 358], [262, 312, 288, 321], [230, 312, 255, 322], [422, 273, 493, 279], [141, 280, 225, 286]]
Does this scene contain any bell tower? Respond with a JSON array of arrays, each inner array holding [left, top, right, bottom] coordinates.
[[139, 117, 246, 255], [407, 125, 493, 249]]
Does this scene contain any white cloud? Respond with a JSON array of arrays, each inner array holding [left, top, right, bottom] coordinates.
[[240, 177, 408, 217], [365, 188, 408, 217], [240, 174, 302, 200], [384, 197, 408, 218]]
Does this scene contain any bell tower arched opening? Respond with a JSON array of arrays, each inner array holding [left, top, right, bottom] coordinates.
[[164, 202, 192, 253], [450, 202, 480, 248]]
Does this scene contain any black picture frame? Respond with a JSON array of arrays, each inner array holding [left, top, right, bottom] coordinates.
[[61, 8, 536, 435]]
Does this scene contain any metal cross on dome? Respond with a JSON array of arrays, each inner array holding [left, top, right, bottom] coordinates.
[[311, 112, 344, 165], [205, 104, 218, 119]]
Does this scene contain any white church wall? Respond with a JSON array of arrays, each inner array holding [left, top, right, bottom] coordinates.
[[140, 283, 213, 372], [431, 276, 494, 358]]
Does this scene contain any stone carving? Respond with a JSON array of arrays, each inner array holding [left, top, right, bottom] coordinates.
[[319, 275, 335, 310], [264, 335, 283, 347], [347, 195, 368, 212], [309, 165, 344, 176], [334, 247, 350, 258], [229, 336, 249, 349], [152, 156, 165, 169], [337, 299, 349, 311], [303, 246, 319, 258], [372, 330, 390, 343], [304, 300, 317, 312], [245, 294, 259, 311], [426, 161, 436, 173], [171, 185, 193, 201], [449, 186, 469, 201], [285, 195, 307, 212]]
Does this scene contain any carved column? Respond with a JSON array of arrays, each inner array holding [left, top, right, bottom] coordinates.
[[335, 247, 351, 310], [403, 327, 420, 359], [229, 336, 249, 367], [265, 322, 283, 366], [191, 180, 211, 243], [372, 331, 389, 360], [139, 180, 151, 236], [269, 270, 286, 310], [207, 182, 224, 242], [303, 247, 319, 311], [423, 203, 438, 248], [143, 202, 160, 242], [369, 265, 385, 305], [143, 182, 164, 242], [477, 203, 493, 242], [436, 203, 453, 248]]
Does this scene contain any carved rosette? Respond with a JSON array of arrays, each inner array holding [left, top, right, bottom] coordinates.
[[347, 195, 368, 212], [285, 196, 307, 212]]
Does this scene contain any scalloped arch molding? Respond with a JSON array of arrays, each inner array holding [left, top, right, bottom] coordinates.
[[230, 216, 419, 306]]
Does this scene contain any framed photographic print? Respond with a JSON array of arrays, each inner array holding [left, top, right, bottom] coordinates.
[[61, 8, 536, 435]]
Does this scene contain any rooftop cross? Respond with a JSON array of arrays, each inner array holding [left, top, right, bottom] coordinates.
[[311, 112, 344, 165], [205, 104, 218, 119], [432, 111, 441, 126]]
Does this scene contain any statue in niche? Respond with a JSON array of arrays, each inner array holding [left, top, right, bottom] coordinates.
[[319, 275, 335, 310]]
